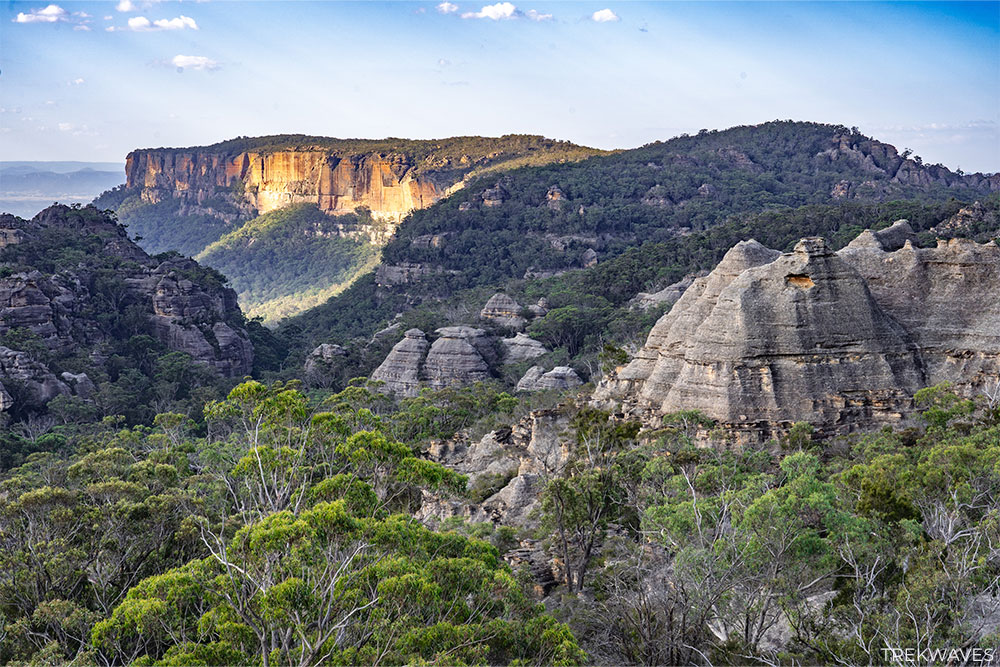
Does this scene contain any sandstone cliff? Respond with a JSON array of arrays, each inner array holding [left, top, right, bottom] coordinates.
[[127, 150, 441, 223], [126, 135, 599, 226], [597, 224, 1000, 439]]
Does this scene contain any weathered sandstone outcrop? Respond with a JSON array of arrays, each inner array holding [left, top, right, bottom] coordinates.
[[370, 325, 503, 396], [517, 366, 584, 392], [303, 343, 347, 379], [501, 333, 547, 363], [932, 201, 997, 238], [370, 329, 429, 397], [839, 229, 1000, 395], [598, 225, 1000, 439], [0, 206, 253, 412], [480, 293, 526, 330], [422, 327, 491, 389], [0, 345, 70, 406], [418, 408, 572, 528], [126, 137, 595, 231], [128, 150, 441, 222]]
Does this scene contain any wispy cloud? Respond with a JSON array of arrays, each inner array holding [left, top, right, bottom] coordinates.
[[69, 78, 85, 85], [591, 8, 619, 22], [171, 54, 219, 71], [460, 2, 551, 20], [437, 2, 458, 14], [14, 4, 67, 23], [110, 14, 198, 31], [116, 0, 136, 12]]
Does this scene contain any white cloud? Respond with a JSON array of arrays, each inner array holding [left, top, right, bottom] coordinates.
[[73, 24, 91, 30], [14, 4, 68, 23], [125, 14, 197, 31], [171, 54, 219, 71], [591, 8, 619, 22], [462, 2, 517, 19], [70, 78, 85, 85], [58, 122, 74, 131], [437, 1, 458, 13], [116, 0, 136, 11], [525, 9, 551, 20]]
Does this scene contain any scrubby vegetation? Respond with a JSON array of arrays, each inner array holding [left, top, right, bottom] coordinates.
[[0, 380, 584, 665], [531, 386, 1000, 665], [2, 373, 997, 665]]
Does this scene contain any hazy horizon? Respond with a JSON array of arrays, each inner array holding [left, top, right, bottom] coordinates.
[[2, 1, 998, 172]]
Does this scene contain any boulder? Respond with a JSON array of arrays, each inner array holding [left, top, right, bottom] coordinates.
[[60, 372, 95, 398], [303, 343, 347, 377], [501, 333, 548, 363], [527, 298, 549, 317], [546, 185, 565, 210], [517, 365, 583, 392], [370, 329, 429, 397], [481, 182, 508, 207], [0, 345, 70, 408], [480, 293, 526, 330]]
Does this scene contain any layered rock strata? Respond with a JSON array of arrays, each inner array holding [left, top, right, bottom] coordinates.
[[423, 327, 491, 389], [598, 223, 1000, 438], [370, 326, 495, 396], [128, 150, 441, 222], [370, 329, 430, 397]]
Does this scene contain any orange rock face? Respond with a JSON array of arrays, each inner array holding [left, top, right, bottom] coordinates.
[[126, 149, 445, 221]]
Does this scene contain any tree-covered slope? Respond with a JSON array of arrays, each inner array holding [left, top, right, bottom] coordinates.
[[379, 121, 996, 292], [195, 204, 381, 322]]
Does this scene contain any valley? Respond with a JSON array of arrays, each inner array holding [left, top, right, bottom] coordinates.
[[1, 121, 998, 665]]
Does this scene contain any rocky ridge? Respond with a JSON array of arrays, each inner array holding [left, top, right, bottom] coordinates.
[[0, 205, 253, 411]]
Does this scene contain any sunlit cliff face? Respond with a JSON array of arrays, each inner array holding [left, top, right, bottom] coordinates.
[[126, 149, 444, 222]]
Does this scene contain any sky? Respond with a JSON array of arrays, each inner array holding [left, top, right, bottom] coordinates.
[[1, 1, 998, 173]]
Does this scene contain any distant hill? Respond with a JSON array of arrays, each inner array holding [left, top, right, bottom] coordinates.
[[95, 134, 602, 321], [273, 120, 998, 373], [0, 161, 124, 218]]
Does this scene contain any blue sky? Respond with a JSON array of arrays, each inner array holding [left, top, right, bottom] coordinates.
[[2, 1, 998, 172]]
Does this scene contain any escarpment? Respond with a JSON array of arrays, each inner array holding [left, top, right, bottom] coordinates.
[[125, 135, 599, 227], [597, 223, 1000, 439], [127, 150, 442, 223]]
